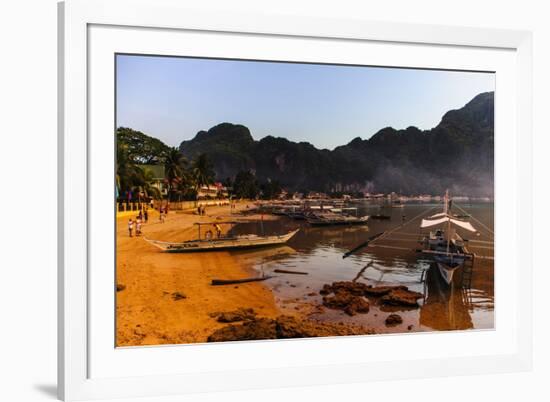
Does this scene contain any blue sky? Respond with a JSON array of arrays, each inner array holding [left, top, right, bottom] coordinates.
[[116, 55, 494, 150]]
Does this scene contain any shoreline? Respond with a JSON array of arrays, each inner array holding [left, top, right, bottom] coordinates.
[[116, 202, 284, 346], [116, 201, 361, 346]]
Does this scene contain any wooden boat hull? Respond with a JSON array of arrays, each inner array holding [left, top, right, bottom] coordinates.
[[434, 257, 465, 285], [307, 216, 369, 226], [284, 212, 307, 220], [144, 229, 300, 253], [370, 215, 391, 220]]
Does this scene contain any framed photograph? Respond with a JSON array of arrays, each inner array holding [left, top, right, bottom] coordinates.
[[58, 0, 533, 400]]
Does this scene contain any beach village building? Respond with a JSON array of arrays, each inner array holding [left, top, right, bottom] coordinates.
[[197, 183, 229, 199]]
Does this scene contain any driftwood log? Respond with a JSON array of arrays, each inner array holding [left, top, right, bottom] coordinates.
[[273, 269, 308, 275], [211, 276, 273, 286]]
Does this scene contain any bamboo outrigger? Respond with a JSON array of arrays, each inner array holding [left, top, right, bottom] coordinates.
[[418, 190, 478, 285], [144, 222, 299, 253], [342, 191, 493, 286]]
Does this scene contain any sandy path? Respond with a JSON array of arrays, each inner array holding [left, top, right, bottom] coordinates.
[[116, 203, 281, 346]]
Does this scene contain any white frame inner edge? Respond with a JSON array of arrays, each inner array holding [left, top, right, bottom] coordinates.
[[59, 0, 533, 400]]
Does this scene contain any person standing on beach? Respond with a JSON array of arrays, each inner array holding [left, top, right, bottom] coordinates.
[[136, 216, 142, 236], [144, 209, 148, 223], [128, 219, 134, 237]]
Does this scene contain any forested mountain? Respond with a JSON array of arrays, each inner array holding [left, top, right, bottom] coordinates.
[[176, 92, 494, 196]]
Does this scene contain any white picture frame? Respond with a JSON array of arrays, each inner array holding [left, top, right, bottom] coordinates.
[[58, 0, 533, 400]]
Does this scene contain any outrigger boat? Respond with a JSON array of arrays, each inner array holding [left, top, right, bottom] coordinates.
[[144, 221, 299, 253], [307, 208, 369, 226], [419, 191, 477, 285]]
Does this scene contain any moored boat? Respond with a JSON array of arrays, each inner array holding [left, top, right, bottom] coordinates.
[[307, 210, 369, 226], [419, 191, 476, 285]]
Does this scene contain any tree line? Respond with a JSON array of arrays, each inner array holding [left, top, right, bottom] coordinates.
[[117, 127, 216, 202], [116, 127, 284, 202]]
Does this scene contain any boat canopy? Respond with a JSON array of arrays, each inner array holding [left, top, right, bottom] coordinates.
[[428, 212, 447, 218], [420, 216, 477, 232]]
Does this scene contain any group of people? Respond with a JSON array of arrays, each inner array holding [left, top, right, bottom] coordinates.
[[127, 208, 149, 237], [127, 217, 142, 237], [197, 205, 207, 216], [127, 205, 172, 237], [204, 223, 223, 240]]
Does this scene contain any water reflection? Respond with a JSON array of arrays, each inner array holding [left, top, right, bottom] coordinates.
[[229, 202, 494, 332], [420, 266, 474, 330]]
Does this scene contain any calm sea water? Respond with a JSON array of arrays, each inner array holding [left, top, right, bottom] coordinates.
[[230, 202, 494, 333]]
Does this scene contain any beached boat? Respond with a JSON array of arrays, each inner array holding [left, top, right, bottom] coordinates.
[[144, 222, 299, 253], [419, 191, 476, 285]]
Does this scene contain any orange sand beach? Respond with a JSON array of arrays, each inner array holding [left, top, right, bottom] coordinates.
[[116, 202, 287, 346]]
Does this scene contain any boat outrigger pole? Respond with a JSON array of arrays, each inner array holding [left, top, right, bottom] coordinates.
[[445, 190, 451, 255], [342, 205, 440, 258]]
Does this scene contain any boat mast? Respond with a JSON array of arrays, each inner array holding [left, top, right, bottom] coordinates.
[[445, 189, 451, 254]]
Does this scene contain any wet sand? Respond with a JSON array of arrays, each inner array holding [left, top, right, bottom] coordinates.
[[116, 203, 283, 346]]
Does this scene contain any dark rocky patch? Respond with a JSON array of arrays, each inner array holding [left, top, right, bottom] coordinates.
[[207, 315, 373, 342], [171, 291, 187, 301], [363, 285, 408, 297], [320, 281, 423, 312], [385, 314, 403, 326], [322, 291, 370, 316], [212, 308, 257, 323], [380, 288, 423, 307], [321, 285, 371, 316]]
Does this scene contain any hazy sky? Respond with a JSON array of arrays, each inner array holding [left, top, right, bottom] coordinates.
[[116, 54, 494, 150]]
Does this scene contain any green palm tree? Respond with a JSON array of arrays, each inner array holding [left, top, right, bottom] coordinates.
[[164, 148, 187, 201], [191, 153, 215, 196], [136, 166, 162, 200], [117, 143, 143, 200]]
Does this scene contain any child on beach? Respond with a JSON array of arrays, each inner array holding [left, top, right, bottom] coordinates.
[[128, 219, 134, 237], [136, 217, 142, 236]]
